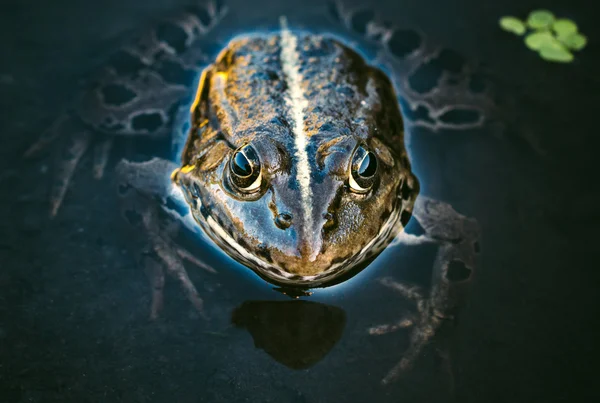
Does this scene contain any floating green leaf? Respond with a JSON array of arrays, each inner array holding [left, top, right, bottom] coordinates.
[[553, 19, 578, 37], [527, 10, 555, 29], [559, 32, 587, 51], [524, 31, 556, 50], [501, 9, 586, 63], [539, 45, 574, 62], [499, 16, 526, 35]]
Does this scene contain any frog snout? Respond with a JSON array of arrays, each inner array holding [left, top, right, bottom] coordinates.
[[293, 213, 335, 267], [259, 211, 350, 277]]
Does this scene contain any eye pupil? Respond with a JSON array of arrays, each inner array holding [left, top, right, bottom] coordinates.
[[232, 151, 252, 177], [358, 152, 377, 178], [229, 144, 262, 193], [349, 146, 378, 194]]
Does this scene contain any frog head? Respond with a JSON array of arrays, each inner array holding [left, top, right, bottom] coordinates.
[[172, 33, 419, 287]]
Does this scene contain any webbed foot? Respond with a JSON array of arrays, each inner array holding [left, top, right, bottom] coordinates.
[[24, 116, 114, 217], [328, 0, 498, 132], [370, 197, 480, 385], [24, 0, 229, 217], [140, 214, 216, 320], [117, 158, 215, 319]]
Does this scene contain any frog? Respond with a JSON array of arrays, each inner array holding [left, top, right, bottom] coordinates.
[[25, 0, 485, 384]]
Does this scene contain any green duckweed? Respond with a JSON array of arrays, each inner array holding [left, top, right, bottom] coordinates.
[[559, 33, 587, 51], [527, 10, 555, 29], [499, 16, 526, 35], [553, 19, 578, 37], [539, 46, 574, 62], [524, 31, 556, 50], [500, 10, 586, 63]]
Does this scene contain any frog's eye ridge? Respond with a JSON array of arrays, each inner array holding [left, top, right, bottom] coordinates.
[[349, 145, 378, 193], [229, 144, 262, 192]]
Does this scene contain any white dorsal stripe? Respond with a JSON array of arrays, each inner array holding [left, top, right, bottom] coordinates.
[[279, 16, 315, 257]]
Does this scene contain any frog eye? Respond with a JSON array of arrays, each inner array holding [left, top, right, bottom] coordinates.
[[349, 145, 378, 193], [229, 144, 262, 192]]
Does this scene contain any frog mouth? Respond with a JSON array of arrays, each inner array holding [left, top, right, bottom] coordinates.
[[195, 200, 405, 288]]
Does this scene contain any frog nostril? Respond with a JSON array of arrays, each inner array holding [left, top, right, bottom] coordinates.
[[275, 213, 293, 230], [323, 212, 337, 230]]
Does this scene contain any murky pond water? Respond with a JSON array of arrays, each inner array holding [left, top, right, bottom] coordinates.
[[1, 0, 597, 402]]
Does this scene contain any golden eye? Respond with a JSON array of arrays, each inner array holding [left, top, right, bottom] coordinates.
[[229, 144, 262, 192], [349, 145, 378, 193]]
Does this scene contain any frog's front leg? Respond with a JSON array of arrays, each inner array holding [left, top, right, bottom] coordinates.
[[369, 196, 480, 385], [116, 157, 216, 319]]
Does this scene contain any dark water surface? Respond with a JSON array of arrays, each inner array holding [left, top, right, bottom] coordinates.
[[1, 0, 598, 402]]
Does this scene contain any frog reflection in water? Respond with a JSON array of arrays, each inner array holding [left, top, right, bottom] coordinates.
[[28, 1, 484, 384]]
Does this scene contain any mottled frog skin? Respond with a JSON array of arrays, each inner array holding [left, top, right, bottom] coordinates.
[[172, 27, 419, 285], [27, 0, 485, 384]]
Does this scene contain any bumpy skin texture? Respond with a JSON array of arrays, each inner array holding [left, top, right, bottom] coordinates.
[[173, 33, 418, 285], [28, 0, 486, 386]]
